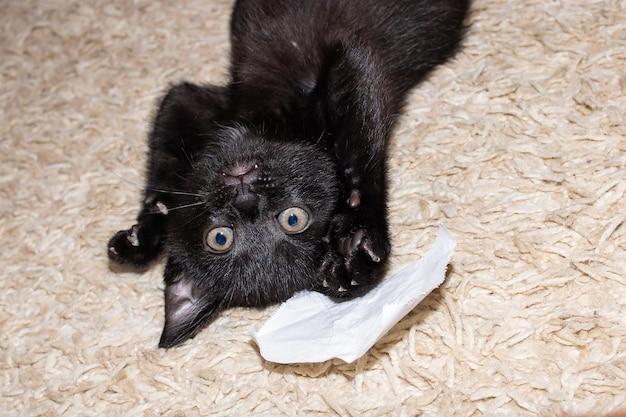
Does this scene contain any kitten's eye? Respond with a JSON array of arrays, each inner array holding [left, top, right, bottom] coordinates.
[[277, 207, 310, 234], [205, 227, 234, 252]]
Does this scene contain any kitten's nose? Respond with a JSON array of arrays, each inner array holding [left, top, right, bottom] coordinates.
[[233, 186, 259, 211]]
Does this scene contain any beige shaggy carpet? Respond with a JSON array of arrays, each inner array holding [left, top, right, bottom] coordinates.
[[1, 0, 625, 416]]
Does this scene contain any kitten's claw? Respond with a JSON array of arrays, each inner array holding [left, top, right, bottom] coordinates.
[[339, 229, 364, 257], [338, 229, 383, 264], [360, 237, 382, 263], [127, 225, 140, 247], [156, 201, 169, 215]]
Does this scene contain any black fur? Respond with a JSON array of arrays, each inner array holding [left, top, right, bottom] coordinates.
[[108, 0, 469, 348]]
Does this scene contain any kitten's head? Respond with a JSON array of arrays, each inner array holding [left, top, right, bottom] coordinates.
[[159, 125, 338, 348]]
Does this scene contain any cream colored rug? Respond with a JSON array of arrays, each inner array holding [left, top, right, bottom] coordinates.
[[2, 0, 625, 416]]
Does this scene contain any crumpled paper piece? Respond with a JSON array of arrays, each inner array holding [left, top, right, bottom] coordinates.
[[250, 224, 456, 364]]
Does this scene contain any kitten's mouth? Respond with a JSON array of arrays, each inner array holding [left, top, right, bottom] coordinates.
[[221, 162, 261, 211], [222, 162, 259, 185]]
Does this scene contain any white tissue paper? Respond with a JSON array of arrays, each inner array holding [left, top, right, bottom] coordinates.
[[250, 224, 456, 364]]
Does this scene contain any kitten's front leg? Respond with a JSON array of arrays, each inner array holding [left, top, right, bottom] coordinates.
[[318, 46, 396, 298], [108, 82, 228, 268]]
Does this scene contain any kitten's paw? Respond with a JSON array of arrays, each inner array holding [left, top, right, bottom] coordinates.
[[107, 225, 161, 267], [319, 228, 390, 299]]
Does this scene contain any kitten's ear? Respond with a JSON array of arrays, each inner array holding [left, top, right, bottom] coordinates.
[[158, 261, 223, 349]]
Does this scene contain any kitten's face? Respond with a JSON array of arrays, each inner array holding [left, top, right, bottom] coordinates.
[[158, 126, 338, 347]]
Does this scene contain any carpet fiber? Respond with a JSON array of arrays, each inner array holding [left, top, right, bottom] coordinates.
[[2, 0, 625, 415]]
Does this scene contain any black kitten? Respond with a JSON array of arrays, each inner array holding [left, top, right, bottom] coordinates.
[[108, 0, 469, 348]]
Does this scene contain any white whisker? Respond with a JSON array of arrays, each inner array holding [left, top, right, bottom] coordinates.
[[149, 188, 204, 198], [145, 201, 205, 215], [113, 172, 204, 198]]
